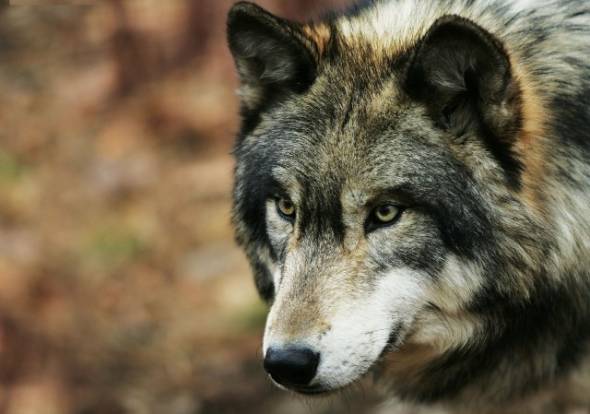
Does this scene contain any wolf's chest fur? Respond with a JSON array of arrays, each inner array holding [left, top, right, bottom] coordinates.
[[227, 0, 590, 411]]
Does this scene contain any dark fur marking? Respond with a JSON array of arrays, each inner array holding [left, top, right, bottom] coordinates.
[[252, 259, 275, 302], [298, 175, 346, 244], [551, 85, 590, 153]]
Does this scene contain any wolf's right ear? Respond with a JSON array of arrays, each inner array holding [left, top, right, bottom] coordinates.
[[227, 2, 318, 113]]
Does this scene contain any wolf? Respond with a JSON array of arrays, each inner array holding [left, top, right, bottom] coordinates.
[[226, 0, 590, 411]]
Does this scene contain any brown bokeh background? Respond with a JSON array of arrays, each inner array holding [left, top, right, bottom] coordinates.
[[0, 1, 396, 413]]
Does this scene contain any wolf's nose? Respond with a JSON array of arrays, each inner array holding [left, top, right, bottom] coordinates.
[[264, 346, 320, 387]]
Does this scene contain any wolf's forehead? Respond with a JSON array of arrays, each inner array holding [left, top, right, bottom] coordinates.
[[271, 122, 433, 183], [270, 152, 407, 209], [262, 67, 446, 199]]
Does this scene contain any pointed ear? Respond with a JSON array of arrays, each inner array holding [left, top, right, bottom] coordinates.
[[405, 16, 522, 177], [227, 2, 318, 112]]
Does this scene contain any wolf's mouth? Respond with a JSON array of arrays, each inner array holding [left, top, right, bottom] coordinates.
[[291, 384, 331, 395], [269, 376, 336, 396], [282, 323, 405, 396]]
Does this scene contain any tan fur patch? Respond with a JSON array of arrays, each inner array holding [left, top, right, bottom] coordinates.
[[510, 52, 551, 220], [302, 23, 332, 59]]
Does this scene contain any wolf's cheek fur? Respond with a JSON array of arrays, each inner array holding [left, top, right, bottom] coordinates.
[[409, 255, 485, 350]]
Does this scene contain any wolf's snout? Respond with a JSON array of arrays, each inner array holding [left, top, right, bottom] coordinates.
[[264, 346, 320, 388]]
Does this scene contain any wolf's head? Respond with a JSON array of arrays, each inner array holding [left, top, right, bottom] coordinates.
[[227, 1, 546, 397]]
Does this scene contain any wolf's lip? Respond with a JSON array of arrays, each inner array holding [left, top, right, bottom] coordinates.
[[291, 384, 330, 395], [268, 376, 332, 395]]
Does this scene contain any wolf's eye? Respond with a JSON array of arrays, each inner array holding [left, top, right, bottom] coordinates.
[[276, 197, 296, 221], [367, 204, 402, 232], [374, 204, 399, 223]]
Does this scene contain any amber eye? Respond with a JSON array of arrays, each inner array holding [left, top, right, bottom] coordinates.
[[276, 197, 296, 220], [373, 204, 400, 224]]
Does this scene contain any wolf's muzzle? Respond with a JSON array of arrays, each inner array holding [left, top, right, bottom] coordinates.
[[264, 346, 320, 388]]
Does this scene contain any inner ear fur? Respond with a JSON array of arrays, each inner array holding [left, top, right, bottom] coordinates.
[[405, 15, 523, 181], [227, 2, 319, 112]]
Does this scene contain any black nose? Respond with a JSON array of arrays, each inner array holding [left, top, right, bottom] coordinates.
[[264, 346, 320, 387]]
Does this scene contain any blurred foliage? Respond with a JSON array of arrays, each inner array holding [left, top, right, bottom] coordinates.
[[0, 151, 27, 184], [83, 223, 146, 269], [0, 1, 389, 414]]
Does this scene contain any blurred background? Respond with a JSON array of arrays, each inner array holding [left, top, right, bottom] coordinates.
[[0, 0, 399, 413]]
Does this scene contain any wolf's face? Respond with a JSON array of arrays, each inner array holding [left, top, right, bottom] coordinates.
[[228, 2, 525, 395]]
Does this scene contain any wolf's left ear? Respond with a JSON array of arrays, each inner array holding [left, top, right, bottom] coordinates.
[[227, 2, 318, 112], [405, 15, 522, 172]]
